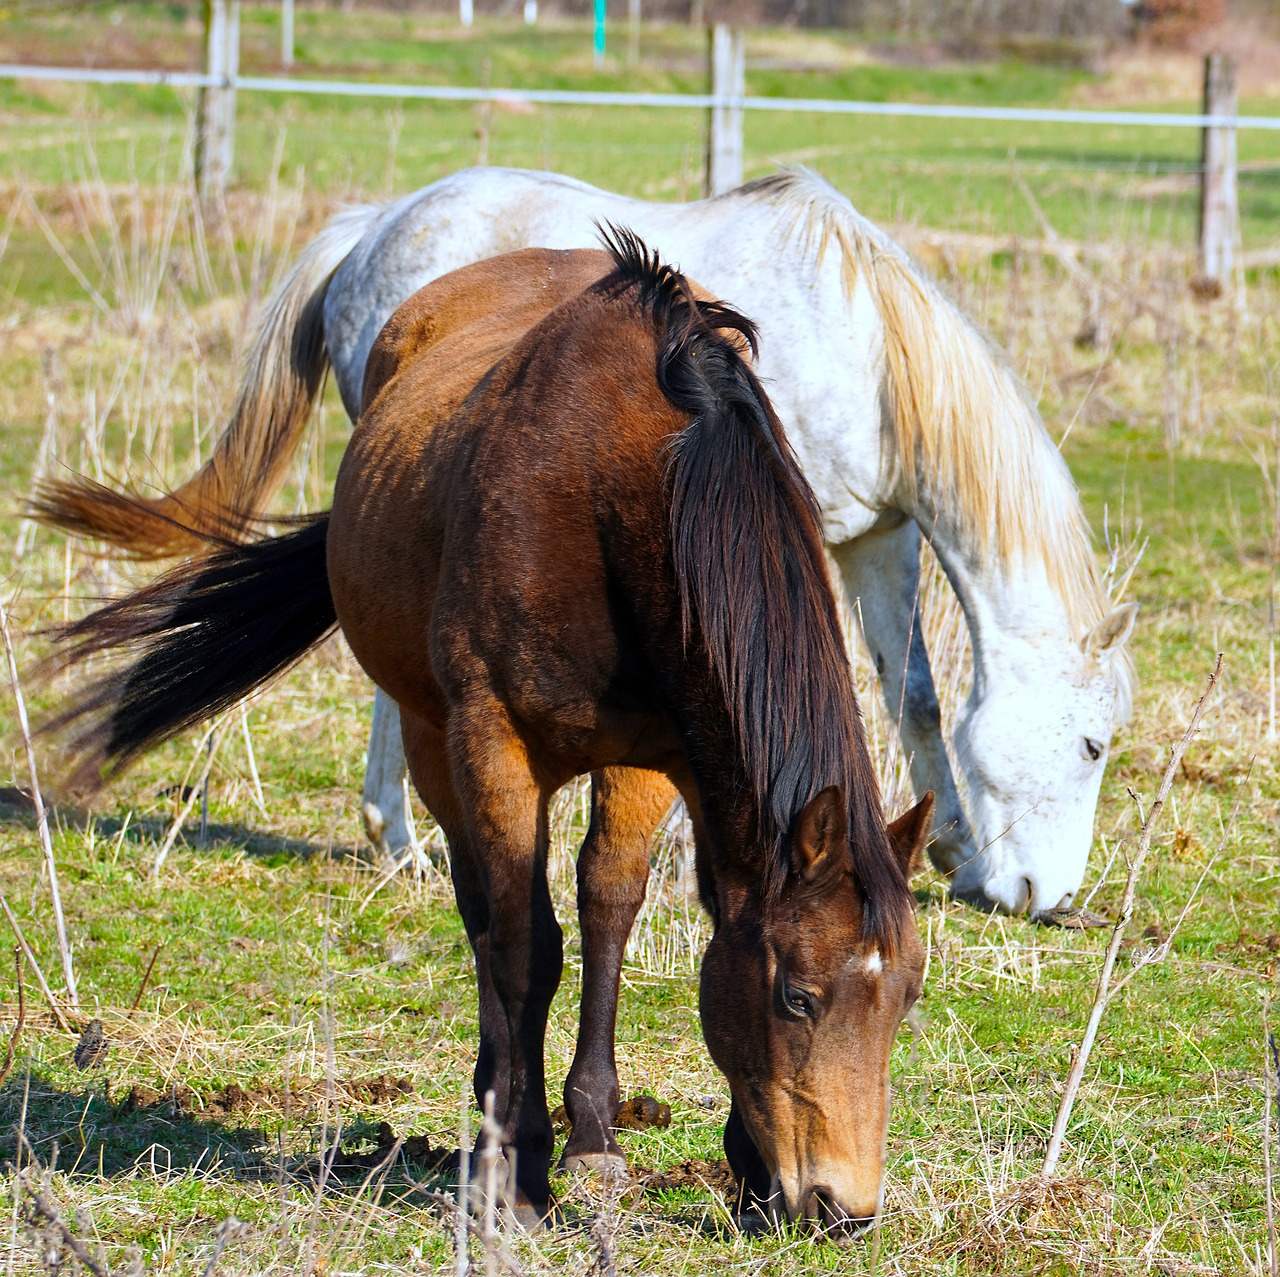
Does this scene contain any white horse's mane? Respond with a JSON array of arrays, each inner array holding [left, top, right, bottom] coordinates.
[[737, 169, 1134, 721]]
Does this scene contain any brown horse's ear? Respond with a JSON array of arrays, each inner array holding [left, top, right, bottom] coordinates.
[[793, 786, 848, 882], [886, 792, 935, 878]]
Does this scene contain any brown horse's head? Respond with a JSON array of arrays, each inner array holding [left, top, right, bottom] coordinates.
[[699, 790, 933, 1238]]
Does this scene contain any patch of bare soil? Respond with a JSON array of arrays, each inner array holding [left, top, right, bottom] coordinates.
[[1079, 16, 1280, 104], [612, 1095, 672, 1131], [550, 1093, 673, 1135], [632, 1157, 737, 1199], [119, 1073, 415, 1122]]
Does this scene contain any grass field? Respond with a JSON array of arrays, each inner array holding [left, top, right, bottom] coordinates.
[[1, 8, 1279, 1276], [4, 4, 1280, 252]]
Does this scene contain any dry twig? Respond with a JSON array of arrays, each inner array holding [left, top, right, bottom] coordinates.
[[12, 1160, 108, 1277], [0, 896, 72, 1034], [0, 591, 78, 1007], [1266, 1008, 1278, 1277], [201, 1215, 246, 1277], [1040, 654, 1223, 1178], [153, 724, 224, 876], [127, 945, 163, 1017]]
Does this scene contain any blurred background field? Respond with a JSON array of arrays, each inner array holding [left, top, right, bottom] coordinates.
[[0, 3, 1279, 1274], [4, 3, 1280, 251]]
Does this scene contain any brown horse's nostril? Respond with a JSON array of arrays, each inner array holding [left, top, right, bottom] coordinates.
[[803, 1187, 876, 1241]]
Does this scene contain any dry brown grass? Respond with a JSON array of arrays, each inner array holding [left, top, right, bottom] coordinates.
[[0, 153, 1277, 1275]]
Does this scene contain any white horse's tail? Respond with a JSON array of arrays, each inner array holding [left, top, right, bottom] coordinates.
[[29, 203, 383, 558]]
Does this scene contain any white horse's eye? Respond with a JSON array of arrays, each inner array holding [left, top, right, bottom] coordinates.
[[1083, 737, 1104, 762]]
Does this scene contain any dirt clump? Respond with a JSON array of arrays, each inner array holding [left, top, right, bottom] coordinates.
[[551, 1093, 673, 1135], [635, 1157, 736, 1198], [342, 1074, 415, 1104], [316, 1121, 459, 1177], [117, 1074, 415, 1123], [613, 1095, 672, 1131]]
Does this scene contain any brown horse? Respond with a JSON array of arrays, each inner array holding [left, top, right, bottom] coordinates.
[[43, 233, 931, 1236]]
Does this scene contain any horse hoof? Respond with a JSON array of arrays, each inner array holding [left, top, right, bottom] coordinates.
[[512, 1200, 555, 1231], [559, 1151, 629, 1178], [361, 802, 388, 853]]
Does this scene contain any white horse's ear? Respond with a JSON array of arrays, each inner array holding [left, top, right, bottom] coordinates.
[[1082, 602, 1138, 658]]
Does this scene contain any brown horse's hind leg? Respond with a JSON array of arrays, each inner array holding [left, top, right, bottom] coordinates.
[[561, 767, 675, 1175], [445, 696, 564, 1226], [400, 710, 515, 1125]]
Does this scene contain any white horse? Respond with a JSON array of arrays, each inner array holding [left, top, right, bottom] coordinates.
[[55, 167, 1135, 914]]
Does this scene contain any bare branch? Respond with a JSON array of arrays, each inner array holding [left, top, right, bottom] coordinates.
[[1041, 654, 1223, 1178], [127, 945, 163, 1018], [0, 592, 78, 1007], [13, 1163, 109, 1277], [0, 896, 72, 1034]]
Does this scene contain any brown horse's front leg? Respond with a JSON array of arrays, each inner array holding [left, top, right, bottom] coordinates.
[[561, 767, 675, 1173], [448, 698, 564, 1227], [401, 711, 514, 1119]]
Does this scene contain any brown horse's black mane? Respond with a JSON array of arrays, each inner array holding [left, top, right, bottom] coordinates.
[[596, 225, 913, 952]]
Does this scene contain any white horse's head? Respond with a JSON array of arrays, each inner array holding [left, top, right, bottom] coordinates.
[[948, 602, 1137, 914]]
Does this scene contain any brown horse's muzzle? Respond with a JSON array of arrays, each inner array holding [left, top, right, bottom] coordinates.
[[800, 1183, 879, 1241], [765, 1172, 880, 1242]]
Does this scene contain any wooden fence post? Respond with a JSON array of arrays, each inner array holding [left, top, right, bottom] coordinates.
[[628, 0, 641, 67], [1198, 52, 1239, 296], [196, 0, 239, 200], [705, 23, 744, 197], [281, 0, 294, 69]]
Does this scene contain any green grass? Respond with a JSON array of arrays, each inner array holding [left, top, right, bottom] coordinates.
[[0, 9, 1278, 1275], [3, 5, 1280, 258]]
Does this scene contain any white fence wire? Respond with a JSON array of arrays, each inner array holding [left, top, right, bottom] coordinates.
[[3, 61, 1280, 132]]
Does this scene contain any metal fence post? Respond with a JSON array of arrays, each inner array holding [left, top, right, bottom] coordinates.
[[1198, 52, 1238, 296], [594, 0, 607, 68], [705, 23, 744, 197], [281, 0, 294, 70], [196, 0, 238, 200]]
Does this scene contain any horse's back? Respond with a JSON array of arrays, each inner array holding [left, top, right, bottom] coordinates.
[[357, 247, 614, 417]]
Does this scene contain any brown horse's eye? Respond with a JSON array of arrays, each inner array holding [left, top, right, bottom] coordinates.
[[782, 984, 816, 1018]]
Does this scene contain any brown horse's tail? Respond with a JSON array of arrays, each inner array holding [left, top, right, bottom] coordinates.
[[46, 514, 335, 791], [28, 204, 382, 558]]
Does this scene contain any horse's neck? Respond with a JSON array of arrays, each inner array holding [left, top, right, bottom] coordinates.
[[929, 536, 1078, 695]]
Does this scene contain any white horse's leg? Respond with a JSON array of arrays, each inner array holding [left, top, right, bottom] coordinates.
[[361, 688, 424, 868], [831, 521, 976, 875]]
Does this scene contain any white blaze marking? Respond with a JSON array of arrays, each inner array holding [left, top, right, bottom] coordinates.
[[865, 950, 883, 975]]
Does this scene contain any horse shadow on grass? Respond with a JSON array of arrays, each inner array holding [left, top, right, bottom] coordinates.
[[0, 787, 371, 867], [0, 1069, 458, 1200], [0, 1073, 741, 1238]]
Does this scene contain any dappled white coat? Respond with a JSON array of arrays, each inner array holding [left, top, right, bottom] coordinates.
[[309, 167, 1136, 915]]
